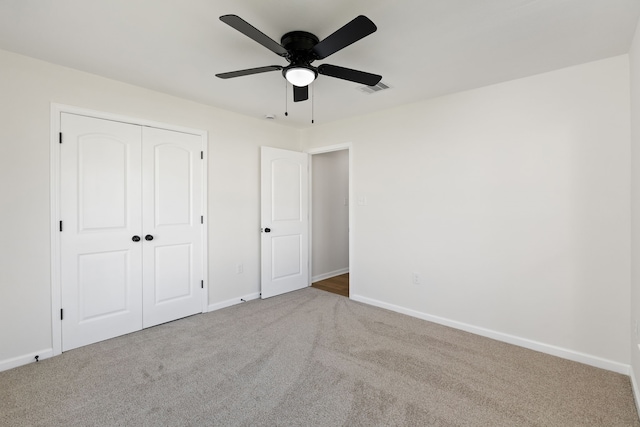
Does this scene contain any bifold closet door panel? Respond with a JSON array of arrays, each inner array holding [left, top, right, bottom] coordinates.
[[60, 113, 143, 351], [141, 127, 203, 328]]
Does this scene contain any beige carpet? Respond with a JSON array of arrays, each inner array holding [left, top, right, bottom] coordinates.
[[1, 287, 638, 426]]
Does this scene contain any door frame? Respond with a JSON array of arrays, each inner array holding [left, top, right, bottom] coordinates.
[[305, 143, 352, 298], [50, 103, 209, 356]]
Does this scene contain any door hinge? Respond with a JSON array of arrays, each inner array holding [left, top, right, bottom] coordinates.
[[60, 308, 63, 320], [201, 280, 204, 289], [201, 151, 203, 160], [201, 215, 203, 224], [59, 221, 63, 232], [59, 132, 62, 144]]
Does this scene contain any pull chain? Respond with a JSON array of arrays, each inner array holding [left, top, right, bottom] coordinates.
[[311, 84, 314, 124], [284, 81, 288, 117]]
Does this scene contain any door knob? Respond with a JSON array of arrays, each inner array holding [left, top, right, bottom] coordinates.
[[132, 235, 141, 242], [145, 234, 154, 241], [264, 228, 271, 233]]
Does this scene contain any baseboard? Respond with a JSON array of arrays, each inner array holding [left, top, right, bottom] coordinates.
[[208, 292, 260, 312], [0, 348, 54, 373], [312, 268, 349, 283], [351, 294, 630, 375]]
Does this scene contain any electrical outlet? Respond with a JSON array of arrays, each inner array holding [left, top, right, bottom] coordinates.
[[412, 272, 421, 285], [236, 263, 244, 274]]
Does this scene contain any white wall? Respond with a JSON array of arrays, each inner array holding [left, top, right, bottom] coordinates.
[[0, 49, 300, 365], [0, 46, 633, 375], [629, 14, 640, 398], [302, 55, 631, 369], [311, 150, 349, 280]]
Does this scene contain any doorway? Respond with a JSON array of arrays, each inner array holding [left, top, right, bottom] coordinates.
[[309, 146, 350, 297]]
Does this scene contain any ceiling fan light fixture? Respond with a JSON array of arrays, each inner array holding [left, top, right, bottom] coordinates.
[[285, 67, 316, 87], [217, 15, 382, 105]]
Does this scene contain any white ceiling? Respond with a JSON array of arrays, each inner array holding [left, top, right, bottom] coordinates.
[[1, 0, 639, 128]]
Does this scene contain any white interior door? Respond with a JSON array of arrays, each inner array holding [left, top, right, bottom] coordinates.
[[261, 146, 309, 299], [60, 113, 143, 351], [141, 127, 203, 328]]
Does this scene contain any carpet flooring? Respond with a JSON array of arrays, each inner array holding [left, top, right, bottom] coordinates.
[[1, 287, 638, 426]]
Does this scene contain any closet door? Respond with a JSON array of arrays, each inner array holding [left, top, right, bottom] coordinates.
[[141, 127, 203, 328], [60, 113, 143, 351]]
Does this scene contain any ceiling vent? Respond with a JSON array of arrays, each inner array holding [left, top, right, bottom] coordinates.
[[359, 81, 390, 94]]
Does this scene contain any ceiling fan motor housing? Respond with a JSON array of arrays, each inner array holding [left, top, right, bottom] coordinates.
[[281, 31, 320, 66]]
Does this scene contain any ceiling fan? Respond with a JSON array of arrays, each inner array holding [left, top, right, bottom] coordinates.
[[215, 14, 382, 102]]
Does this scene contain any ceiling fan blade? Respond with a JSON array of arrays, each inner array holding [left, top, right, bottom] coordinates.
[[312, 15, 377, 60], [220, 15, 288, 57], [216, 65, 283, 79], [317, 64, 382, 86], [293, 85, 309, 102]]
